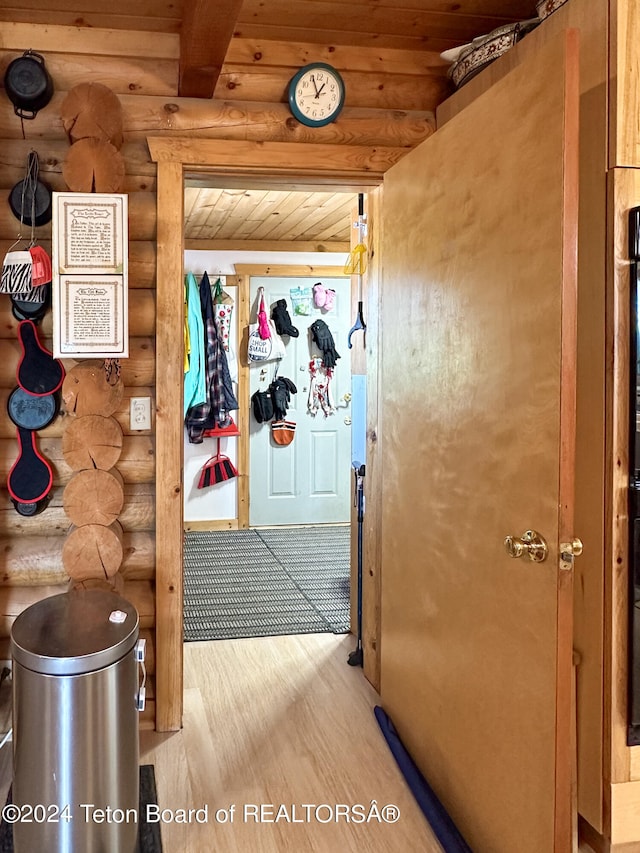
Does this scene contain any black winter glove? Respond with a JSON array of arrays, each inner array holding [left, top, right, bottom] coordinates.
[[270, 377, 295, 420], [310, 319, 340, 369], [282, 377, 297, 396], [271, 299, 299, 337]]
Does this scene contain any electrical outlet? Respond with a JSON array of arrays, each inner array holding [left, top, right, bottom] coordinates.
[[130, 397, 151, 431]]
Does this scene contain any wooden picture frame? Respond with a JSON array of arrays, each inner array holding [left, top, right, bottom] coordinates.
[[52, 192, 129, 358]]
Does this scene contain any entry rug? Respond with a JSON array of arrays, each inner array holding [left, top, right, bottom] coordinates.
[[184, 525, 351, 641], [0, 765, 163, 853]]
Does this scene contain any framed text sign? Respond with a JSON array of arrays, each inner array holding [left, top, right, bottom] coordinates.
[[52, 192, 128, 358], [58, 275, 126, 355]]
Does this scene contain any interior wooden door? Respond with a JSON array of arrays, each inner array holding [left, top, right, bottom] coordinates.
[[379, 30, 579, 853]]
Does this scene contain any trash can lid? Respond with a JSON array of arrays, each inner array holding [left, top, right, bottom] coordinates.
[[11, 589, 140, 676]]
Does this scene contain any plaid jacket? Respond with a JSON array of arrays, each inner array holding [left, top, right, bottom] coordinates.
[[185, 273, 238, 443]]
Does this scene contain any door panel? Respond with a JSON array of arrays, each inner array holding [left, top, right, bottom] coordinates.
[[249, 276, 352, 526], [380, 31, 579, 853]]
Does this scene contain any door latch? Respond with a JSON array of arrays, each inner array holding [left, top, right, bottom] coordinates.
[[559, 538, 583, 572]]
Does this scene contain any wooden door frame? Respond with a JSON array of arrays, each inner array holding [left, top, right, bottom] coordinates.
[[148, 138, 390, 730]]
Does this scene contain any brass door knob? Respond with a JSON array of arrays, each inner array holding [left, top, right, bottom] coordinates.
[[504, 529, 548, 562]]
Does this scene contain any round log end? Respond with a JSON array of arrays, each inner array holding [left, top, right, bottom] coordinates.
[[62, 521, 124, 580], [62, 361, 125, 418], [63, 468, 125, 526], [62, 414, 123, 471]]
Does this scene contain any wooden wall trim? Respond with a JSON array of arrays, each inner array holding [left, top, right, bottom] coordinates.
[[606, 167, 636, 792], [234, 265, 346, 277], [225, 274, 250, 529], [154, 159, 185, 732], [184, 240, 350, 253], [147, 138, 407, 177], [362, 187, 382, 692], [554, 28, 581, 850]]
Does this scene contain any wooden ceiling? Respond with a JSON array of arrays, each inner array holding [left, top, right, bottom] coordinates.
[[184, 186, 356, 252], [3, 0, 539, 247], [3, 1, 538, 98]]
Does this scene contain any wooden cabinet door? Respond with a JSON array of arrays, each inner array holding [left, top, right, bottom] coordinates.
[[379, 30, 579, 853]]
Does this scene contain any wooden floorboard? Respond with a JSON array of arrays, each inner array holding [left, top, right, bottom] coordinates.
[[0, 634, 608, 850], [141, 632, 445, 852]]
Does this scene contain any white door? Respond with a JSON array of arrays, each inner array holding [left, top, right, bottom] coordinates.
[[249, 275, 352, 526]]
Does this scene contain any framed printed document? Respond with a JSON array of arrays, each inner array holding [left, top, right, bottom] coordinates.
[[57, 275, 126, 355], [52, 193, 128, 358]]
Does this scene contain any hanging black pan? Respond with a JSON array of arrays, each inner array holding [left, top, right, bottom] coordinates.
[[7, 426, 53, 506], [7, 387, 59, 431], [11, 496, 50, 517], [8, 150, 52, 227], [11, 283, 51, 324], [3, 51, 54, 120], [16, 319, 65, 397], [8, 179, 52, 227]]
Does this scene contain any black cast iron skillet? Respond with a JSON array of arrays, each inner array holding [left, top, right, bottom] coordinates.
[[7, 387, 59, 431], [16, 319, 64, 397], [7, 426, 53, 505], [3, 51, 54, 120]]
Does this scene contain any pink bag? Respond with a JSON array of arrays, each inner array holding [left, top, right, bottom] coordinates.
[[257, 288, 271, 340]]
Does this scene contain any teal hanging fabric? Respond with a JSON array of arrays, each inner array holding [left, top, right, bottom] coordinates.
[[183, 272, 206, 416]]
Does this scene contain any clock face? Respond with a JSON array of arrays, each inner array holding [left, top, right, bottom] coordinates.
[[288, 63, 345, 127]]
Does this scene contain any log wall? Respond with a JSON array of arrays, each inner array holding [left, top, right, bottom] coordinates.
[[0, 20, 434, 730]]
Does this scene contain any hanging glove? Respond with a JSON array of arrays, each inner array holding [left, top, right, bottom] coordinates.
[[313, 283, 326, 308], [271, 299, 299, 337], [281, 377, 298, 396], [310, 319, 340, 369], [270, 376, 296, 420]]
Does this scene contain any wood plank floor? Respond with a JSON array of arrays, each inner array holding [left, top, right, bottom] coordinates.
[[0, 633, 601, 851], [141, 633, 445, 852]]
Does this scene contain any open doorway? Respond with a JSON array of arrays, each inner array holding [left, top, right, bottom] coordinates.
[[149, 137, 383, 730], [181, 184, 360, 643]]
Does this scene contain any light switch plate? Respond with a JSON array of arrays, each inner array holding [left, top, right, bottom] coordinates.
[[130, 397, 151, 431]]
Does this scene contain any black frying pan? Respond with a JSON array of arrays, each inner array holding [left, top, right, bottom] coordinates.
[[7, 427, 53, 505], [3, 51, 54, 120], [16, 319, 64, 397], [8, 387, 59, 431], [8, 178, 52, 227], [12, 496, 51, 517], [11, 283, 51, 324]]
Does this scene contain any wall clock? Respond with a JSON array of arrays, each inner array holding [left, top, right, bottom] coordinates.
[[288, 63, 345, 127]]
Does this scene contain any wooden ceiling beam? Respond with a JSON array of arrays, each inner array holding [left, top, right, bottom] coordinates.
[[179, 0, 244, 98], [184, 239, 350, 252]]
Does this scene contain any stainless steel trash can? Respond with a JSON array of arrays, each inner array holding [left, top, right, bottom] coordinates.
[[10, 589, 140, 853]]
